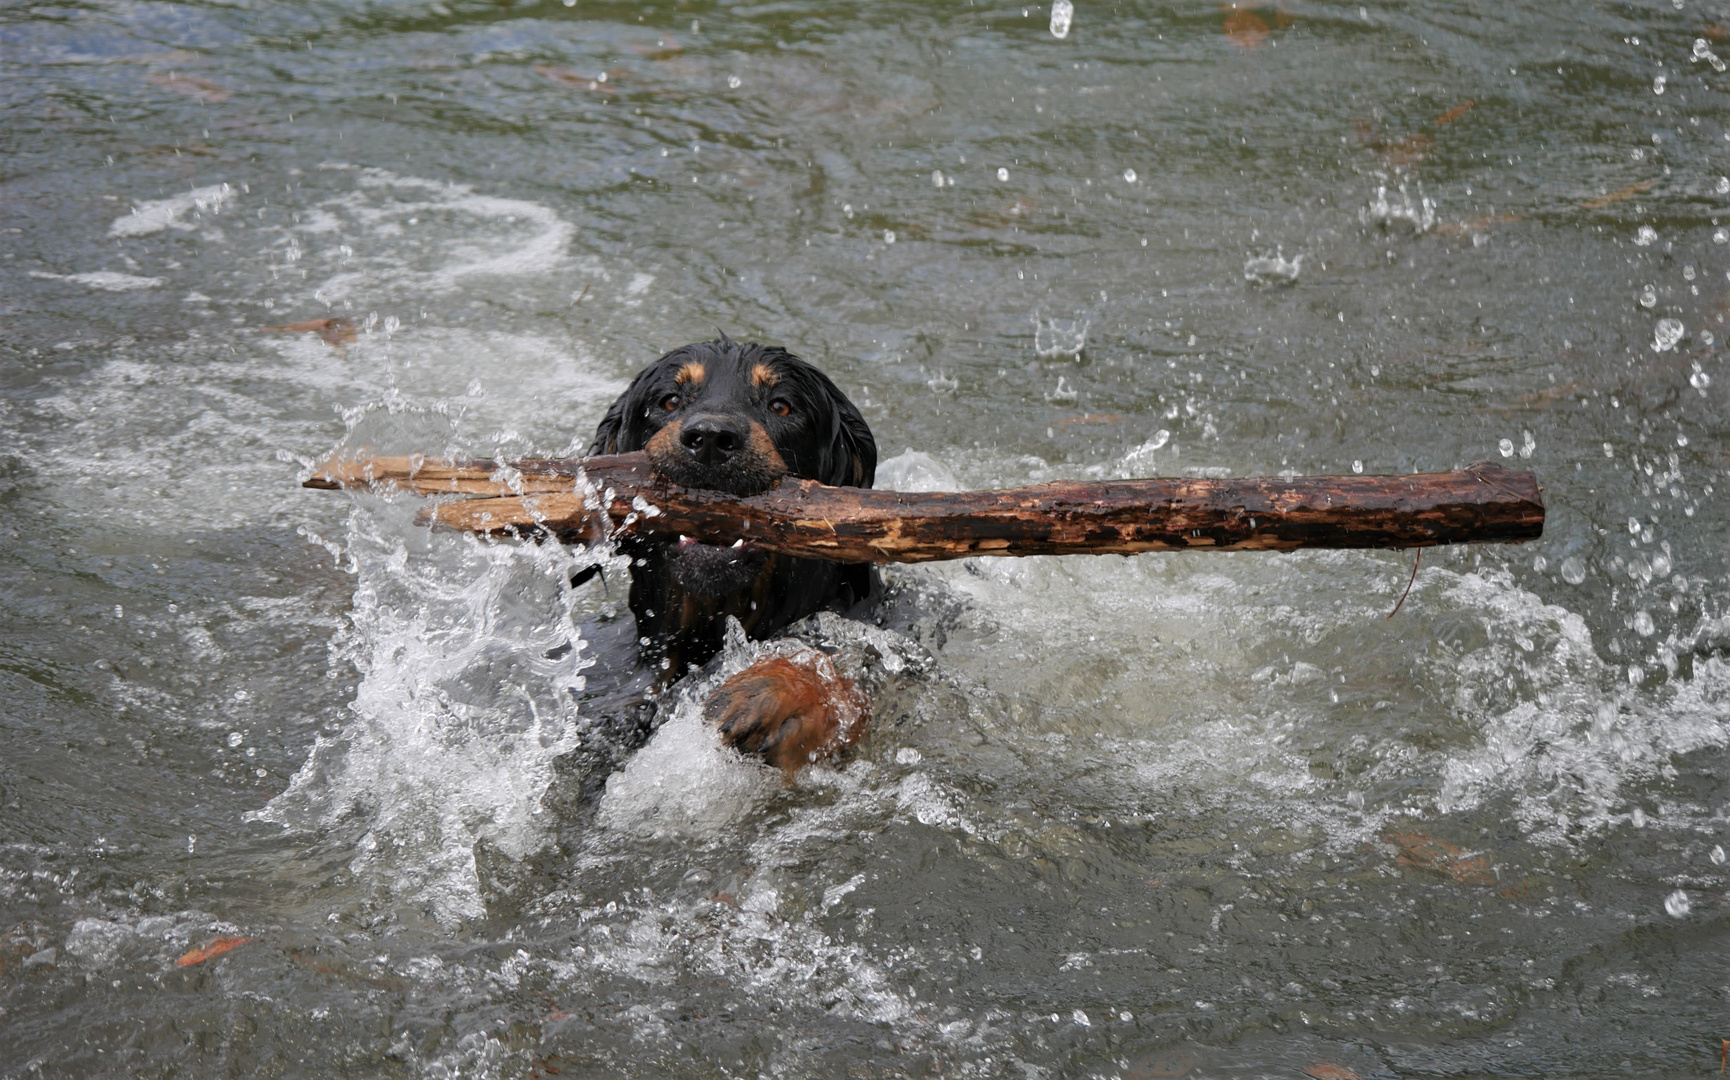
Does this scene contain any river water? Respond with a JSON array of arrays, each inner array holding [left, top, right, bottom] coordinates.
[[4, 1, 1729, 1076]]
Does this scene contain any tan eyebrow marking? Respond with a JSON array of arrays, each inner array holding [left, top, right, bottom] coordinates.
[[750, 363, 779, 388], [674, 362, 705, 385]]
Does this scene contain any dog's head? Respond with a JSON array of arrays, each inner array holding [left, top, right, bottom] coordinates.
[[590, 335, 875, 495], [588, 339, 877, 658]]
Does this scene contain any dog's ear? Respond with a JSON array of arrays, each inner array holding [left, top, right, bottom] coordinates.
[[816, 375, 878, 484], [588, 392, 631, 456], [588, 364, 662, 455], [773, 353, 876, 488], [831, 392, 877, 489]]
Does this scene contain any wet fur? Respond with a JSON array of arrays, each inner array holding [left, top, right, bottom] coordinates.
[[580, 336, 879, 775], [704, 653, 867, 775]]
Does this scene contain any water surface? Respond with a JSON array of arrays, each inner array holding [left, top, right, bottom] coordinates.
[[3, 0, 1729, 1076]]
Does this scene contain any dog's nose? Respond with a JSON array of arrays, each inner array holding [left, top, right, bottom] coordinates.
[[678, 416, 746, 465]]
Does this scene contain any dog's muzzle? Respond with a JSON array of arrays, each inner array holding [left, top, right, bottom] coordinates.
[[646, 412, 788, 497]]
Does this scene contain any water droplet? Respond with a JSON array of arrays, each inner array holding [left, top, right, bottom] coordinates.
[[1351, 460, 1363, 473], [1520, 430, 1536, 459], [1639, 284, 1657, 308], [1050, 0, 1074, 38], [1560, 556, 1586, 584], [1719, 176, 1730, 193], [1711, 844, 1726, 865], [727, 75, 741, 89], [1664, 889, 1690, 917], [1684, 264, 1697, 280], [883, 229, 896, 243], [1123, 167, 1137, 183], [1532, 554, 1548, 572], [895, 747, 923, 765], [1635, 225, 1658, 246], [1628, 516, 1644, 534], [997, 167, 1009, 181], [1633, 610, 1656, 636], [1632, 806, 1647, 827], [1498, 438, 1515, 457], [228, 731, 244, 747], [932, 169, 945, 188], [1691, 369, 1712, 389], [1071, 1008, 1091, 1027], [1653, 73, 1667, 94], [1653, 317, 1685, 352]]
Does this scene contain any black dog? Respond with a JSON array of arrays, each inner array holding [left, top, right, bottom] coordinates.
[[565, 336, 879, 784]]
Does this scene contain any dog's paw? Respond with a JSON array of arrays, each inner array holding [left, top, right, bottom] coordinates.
[[704, 652, 867, 775]]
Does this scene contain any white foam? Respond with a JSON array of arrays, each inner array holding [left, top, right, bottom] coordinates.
[[109, 183, 233, 237], [291, 169, 577, 305], [28, 270, 165, 291], [250, 503, 591, 926], [868, 446, 1728, 851], [876, 448, 959, 492], [596, 696, 777, 839]]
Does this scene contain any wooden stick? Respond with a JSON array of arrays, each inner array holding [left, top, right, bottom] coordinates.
[[303, 452, 1543, 564]]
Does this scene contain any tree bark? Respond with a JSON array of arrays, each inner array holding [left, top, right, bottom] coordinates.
[[304, 452, 1543, 563]]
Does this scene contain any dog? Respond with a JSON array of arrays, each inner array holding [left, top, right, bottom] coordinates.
[[562, 335, 881, 789]]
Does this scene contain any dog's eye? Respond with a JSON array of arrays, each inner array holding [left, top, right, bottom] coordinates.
[[769, 398, 792, 417], [659, 393, 682, 411]]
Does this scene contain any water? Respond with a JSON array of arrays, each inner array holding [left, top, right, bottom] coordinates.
[[4, 0, 1730, 1076]]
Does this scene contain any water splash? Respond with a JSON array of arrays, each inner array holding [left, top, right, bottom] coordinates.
[[1243, 249, 1304, 286], [877, 449, 960, 492], [1034, 314, 1089, 357], [250, 409, 595, 926], [1361, 184, 1436, 232], [1050, 0, 1074, 39]]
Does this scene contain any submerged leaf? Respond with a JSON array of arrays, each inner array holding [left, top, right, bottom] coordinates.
[[1386, 831, 1495, 885], [1581, 179, 1656, 209], [263, 317, 357, 348], [145, 72, 231, 103], [176, 936, 253, 967], [1222, 9, 1270, 47], [536, 64, 620, 93], [1434, 99, 1475, 127], [1305, 1065, 1366, 1080]]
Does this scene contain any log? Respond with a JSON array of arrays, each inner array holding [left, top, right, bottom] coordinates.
[[303, 452, 1543, 563]]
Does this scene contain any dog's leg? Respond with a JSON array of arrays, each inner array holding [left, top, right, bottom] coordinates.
[[704, 652, 867, 776]]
